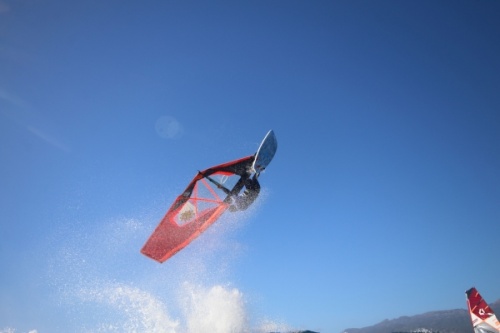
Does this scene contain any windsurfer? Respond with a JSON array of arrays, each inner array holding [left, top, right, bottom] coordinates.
[[228, 174, 260, 212]]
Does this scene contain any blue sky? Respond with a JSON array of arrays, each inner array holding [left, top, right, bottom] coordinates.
[[1, 1, 500, 332]]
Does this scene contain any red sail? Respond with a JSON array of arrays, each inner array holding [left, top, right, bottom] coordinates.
[[141, 156, 254, 263]]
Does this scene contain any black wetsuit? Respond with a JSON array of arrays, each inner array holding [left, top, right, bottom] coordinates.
[[229, 175, 261, 212]]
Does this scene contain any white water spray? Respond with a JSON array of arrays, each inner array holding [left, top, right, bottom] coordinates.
[[40, 195, 290, 333]]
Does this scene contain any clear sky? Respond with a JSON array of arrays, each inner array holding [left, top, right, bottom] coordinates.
[[1, 1, 500, 332]]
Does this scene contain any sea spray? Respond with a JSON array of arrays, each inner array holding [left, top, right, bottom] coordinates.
[[180, 282, 248, 333], [77, 282, 178, 333], [73, 280, 253, 333], [43, 194, 290, 332]]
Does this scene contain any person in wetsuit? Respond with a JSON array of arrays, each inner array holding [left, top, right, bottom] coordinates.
[[228, 174, 261, 212]]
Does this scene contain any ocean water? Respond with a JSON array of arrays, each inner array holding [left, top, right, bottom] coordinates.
[[5, 193, 291, 333]]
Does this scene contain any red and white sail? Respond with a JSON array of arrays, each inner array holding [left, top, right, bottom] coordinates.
[[141, 155, 254, 263], [466, 287, 500, 333]]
